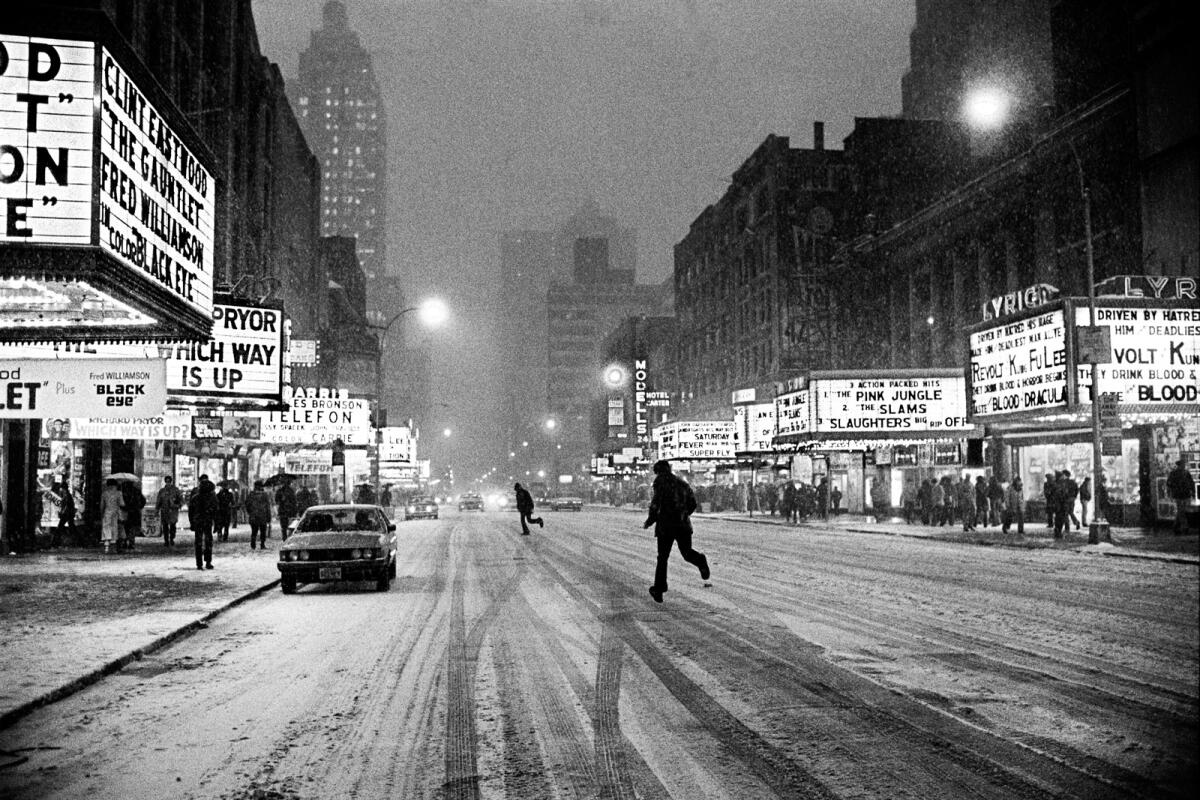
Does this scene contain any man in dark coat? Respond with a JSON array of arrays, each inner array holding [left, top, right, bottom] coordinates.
[[215, 483, 233, 542], [1167, 459, 1196, 534], [275, 479, 298, 540], [188, 477, 218, 570], [246, 480, 272, 550], [513, 482, 543, 535], [644, 460, 709, 603]]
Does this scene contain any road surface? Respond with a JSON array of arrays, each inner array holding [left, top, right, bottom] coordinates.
[[2, 508, 1195, 799]]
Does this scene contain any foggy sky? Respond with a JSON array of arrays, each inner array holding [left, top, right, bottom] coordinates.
[[253, 0, 913, 480]]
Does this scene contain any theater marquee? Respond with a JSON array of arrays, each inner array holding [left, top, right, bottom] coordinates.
[[0, 31, 216, 341]]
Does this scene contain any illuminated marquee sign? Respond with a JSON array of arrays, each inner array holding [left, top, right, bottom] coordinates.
[[378, 426, 416, 463], [98, 47, 214, 317], [969, 309, 1068, 417], [813, 376, 971, 433], [1075, 306, 1199, 405], [0, 34, 215, 338], [774, 389, 812, 438], [260, 387, 370, 445], [0, 357, 166, 418], [0, 36, 94, 244], [735, 402, 777, 452], [652, 420, 736, 461], [164, 303, 283, 403]]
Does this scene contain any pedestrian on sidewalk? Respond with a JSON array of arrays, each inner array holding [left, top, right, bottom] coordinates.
[[1003, 477, 1025, 536], [987, 475, 1005, 527], [54, 484, 77, 547], [1079, 477, 1093, 527], [816, 477, 829, 520], [830, 485, 842, 516], [644, 460, 709, 603], [1043, 474, 1058, 530], [122, 480, 146, 551], [99, 479, 124, 554], [958, 477, 977, 532], [156, 476, 183, 546], [930, 478, 945, 526], [275, 479, 297, 540], [215, 483, 233, 542], [188, 476, 217, 570], [900, 482, 917, 524], [1061, 470, 1081, 531], [1167, 459, 1196, 534], [974, 476, 989, 528], [918, 479, 933, 525], [246, 480, 272, 550], [513, 482, 543, 535]]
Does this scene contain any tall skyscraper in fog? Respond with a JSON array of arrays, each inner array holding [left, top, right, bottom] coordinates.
[[292, 1, 388, 287]]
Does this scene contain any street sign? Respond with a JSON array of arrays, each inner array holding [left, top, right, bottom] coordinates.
[[1076, 325, 1112, 364]]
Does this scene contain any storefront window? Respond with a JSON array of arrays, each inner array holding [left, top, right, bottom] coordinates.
[[1018, 440, 1140, 507]]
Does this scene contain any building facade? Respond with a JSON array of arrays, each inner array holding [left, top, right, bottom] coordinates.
[[291, 1, 388, 295], [673, 129, 850, 423]]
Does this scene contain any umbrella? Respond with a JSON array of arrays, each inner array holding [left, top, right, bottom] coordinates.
[[263, 473, 298, 487], [106, 472, 140, 482]]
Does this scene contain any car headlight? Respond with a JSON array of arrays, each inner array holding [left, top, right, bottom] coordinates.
[[407, 506, 415, 513], [297, 550, 309, 561]]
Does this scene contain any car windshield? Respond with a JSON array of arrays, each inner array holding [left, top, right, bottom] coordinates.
[[413, 497, 436, 504], [297, 509, 380, 533]]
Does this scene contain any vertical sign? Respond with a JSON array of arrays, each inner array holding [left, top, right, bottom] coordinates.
[[0, 36, 94, 243]]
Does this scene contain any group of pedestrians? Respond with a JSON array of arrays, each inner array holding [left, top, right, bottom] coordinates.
[[908, 475, 1009, 532]]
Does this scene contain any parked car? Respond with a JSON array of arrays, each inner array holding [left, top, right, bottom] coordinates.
[[405, 495, 440, 520], [458, 492, 484, 511], [549, 495, 583, 511], [277, 504, 396, 594]]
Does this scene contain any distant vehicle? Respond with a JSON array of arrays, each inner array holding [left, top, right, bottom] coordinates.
[[277, 504, 397, 594], [458, 492, 484, 511], [549, 496, 583, 512], [405, 495, 439, 520]]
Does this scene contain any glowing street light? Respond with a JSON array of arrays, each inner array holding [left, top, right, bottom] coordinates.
[[603, 364, 626, 388], [962, 85, 1011, 132], [443, 427, 452, 438]]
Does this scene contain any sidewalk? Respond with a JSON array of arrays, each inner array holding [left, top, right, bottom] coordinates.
[[691, 508, 1200, 564], [0, 525, 281, 729]]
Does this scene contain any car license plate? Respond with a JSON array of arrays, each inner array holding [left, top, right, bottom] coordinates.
[[319, 567, 341, 580]]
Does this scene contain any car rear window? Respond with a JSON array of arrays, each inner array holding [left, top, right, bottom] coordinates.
[[298, 510, 380, 532]]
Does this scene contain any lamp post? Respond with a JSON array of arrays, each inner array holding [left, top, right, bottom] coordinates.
[[1069, 141, 1110, 543], [964, 87, 1109, 542], [368, 297, 448, 495]]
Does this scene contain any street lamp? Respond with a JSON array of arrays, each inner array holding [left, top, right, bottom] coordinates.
[[368, 297, 448, 493], [963, 87, 1109, 542]]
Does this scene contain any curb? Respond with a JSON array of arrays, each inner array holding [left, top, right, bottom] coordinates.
[[0, 578, 280, 731]]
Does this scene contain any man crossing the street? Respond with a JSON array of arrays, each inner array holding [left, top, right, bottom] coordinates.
[[644, 460, 709, 603]]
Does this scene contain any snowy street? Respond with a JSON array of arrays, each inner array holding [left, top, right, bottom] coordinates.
[[1, 507, 1195, 799]]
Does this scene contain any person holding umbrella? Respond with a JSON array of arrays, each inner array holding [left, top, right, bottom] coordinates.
[[99, 479, 125, 555]]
